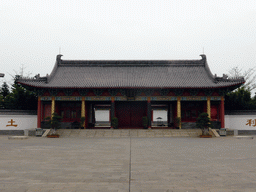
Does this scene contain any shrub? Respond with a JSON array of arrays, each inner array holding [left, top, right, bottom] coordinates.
[[44, 113, 62, 134], [111, 117, 118, 129], [142, 116, 148, 129], [196, 112, 212, 135]]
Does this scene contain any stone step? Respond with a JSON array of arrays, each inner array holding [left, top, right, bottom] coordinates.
[[56, 129, 203, 138]]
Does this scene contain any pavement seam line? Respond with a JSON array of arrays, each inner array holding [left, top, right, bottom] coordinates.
[[129, 137, 132, 192]]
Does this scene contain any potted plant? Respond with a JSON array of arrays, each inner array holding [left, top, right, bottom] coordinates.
[[196, 112, 213, 138], [111, 117, 118, 129], [80, 117, 85, 129], [174, 117, 181, 129], [45, 112, 62, 138], [142, 116, 148, 129]]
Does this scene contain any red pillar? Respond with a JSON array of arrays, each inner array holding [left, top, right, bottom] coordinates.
[[37, 97, 41, 128], [84, 101, 87, 129], [111, 97, 115, 128], [147, 97, 151, 128], [220, 96, 225, 128]]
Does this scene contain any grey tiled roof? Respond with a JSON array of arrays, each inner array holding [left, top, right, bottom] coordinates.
[[18, 55, 245, 89]]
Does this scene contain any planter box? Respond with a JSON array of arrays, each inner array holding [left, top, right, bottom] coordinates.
[[200, 135, 212, 138], [47, 135, 60, 138]]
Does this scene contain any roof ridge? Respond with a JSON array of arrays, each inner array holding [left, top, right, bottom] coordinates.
[[56, 54, 206, 66]]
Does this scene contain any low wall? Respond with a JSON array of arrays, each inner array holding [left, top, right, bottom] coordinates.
[[0, 110, 37, 135], [225, 110, 256, 135], [1, 110, 256, 135]]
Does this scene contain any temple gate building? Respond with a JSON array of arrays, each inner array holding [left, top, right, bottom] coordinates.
[[18, 54, 244, 129]]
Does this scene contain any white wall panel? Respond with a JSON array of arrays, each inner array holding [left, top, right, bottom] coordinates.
[[225, 115, 256, 130], [0, 115, 37, 130]]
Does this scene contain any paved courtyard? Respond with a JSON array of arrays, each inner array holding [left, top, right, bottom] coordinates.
[[0, 136, 256, 192]]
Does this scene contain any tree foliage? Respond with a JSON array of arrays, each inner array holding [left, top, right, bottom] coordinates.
[[44, 113, 62, 130], [196, 112, 212, 135], [225, 87, 256, 110], [225, 66, 256, 110], [0, 75, 37, 110]]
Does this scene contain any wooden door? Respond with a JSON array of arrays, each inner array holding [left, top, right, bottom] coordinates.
[[116, 102, 146, 128]]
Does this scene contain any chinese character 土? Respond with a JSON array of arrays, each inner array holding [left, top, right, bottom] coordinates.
[[6, 119, 18, 127], [246, 119, 256, 127]]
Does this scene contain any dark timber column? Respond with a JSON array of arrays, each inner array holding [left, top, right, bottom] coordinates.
[[111, 97, 115, 128], [220, 96, 225, 128], [37, 96, 41, 128], [147, 97, 151, 129]]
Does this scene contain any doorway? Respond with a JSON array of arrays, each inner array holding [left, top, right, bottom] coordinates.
[[116, 101, 147, 128]]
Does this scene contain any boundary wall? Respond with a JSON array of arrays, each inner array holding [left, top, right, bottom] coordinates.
[[1, 110, 256, 135], [0, 110, 37, 135], [225, 110, 256, 135]]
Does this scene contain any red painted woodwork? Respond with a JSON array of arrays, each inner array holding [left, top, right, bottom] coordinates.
[[72, 90, 80, 96], [152, 91, 161, 96], [197, 91, 206, 96], [43, 103, 51, 119], [87, 90, 96, 96], [167, 91, 176, 96], [84, 102, 87, 129], [43, 91, 50, 96], [182, 91, 190, 96], [181, 102, 204, 122], [57, 91, 65, 96], [59, 102, 81, 122], [116, 102, 147, 128], [37, 99, 41, 128], [212, 91, 220, 96], [211, 105, 218, 120], [220, 98, 225, 128], [116, 92, 123, 96], [101, 90, 111, 96]]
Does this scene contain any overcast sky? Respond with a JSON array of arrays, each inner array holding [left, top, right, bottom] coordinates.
[[1, 0, 256, 85]]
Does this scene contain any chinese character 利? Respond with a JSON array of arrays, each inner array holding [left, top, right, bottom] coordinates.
[[246, 119, 256, 127]]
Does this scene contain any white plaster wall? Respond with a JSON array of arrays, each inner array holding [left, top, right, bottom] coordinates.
[[225, 115, 256, 130], [0, 115, 37, 130]]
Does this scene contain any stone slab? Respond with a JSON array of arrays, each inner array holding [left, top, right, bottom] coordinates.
[[234, 136, 254, 139], [0, 130, 24, 135], [8, 136, 29, 140]]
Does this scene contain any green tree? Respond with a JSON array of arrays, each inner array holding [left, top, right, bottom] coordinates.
[[225, 66, 256, 110], [44, 113, 62, 134], [4, 75, 37, 110], [1, 82, 10, 98], [225, 87, 256, 110], [0, 82, 10, 108], [196, 112, 212, 135]]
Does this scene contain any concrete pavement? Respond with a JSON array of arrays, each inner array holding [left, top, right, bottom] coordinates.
[[0, 135, 256, 191]]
